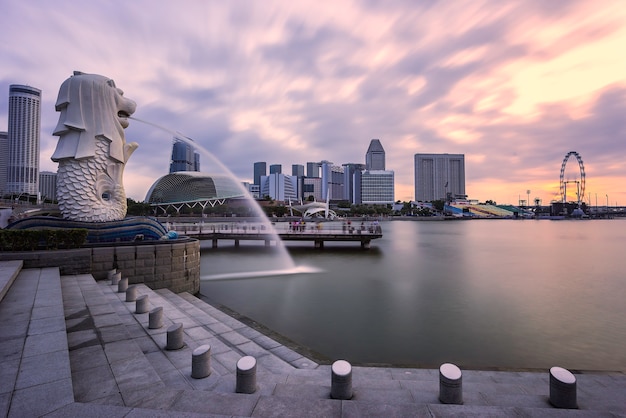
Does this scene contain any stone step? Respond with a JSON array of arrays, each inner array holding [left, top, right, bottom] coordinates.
[[100, 280, 301, 379], [62, 274, 166, 404], [177, 290, 319, 369]]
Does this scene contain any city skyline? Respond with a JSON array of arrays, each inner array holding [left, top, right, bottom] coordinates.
[[1, 1, 625, 205]]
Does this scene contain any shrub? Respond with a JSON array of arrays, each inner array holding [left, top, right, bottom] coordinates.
[[0, 229, 88, 251]]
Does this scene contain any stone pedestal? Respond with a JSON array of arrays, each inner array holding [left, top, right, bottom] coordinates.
[[125, 285, 137, 302], [166, 323, 184, 350], [135, 294, 149, 314], [117, 277, 128, 293], [236, 356, 257, 394], [149, 306, 163, 329], [191, 345, 212, 379], [439, 363, 463, 404], [330, 360, 352, 400], [549, 366, 577, 409]]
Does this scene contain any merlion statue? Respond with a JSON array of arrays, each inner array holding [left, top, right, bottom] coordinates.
[[52, 71, 138, 222]]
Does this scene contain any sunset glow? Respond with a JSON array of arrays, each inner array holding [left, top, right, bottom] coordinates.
[[1, 0, 624, 205]]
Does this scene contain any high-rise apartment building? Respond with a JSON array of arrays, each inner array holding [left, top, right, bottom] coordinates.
[[169, 137, 200, 173], [39, 171, 57, 202], [253, 162, 266, 186], [365, 139, 385, 171], [414, 153, 465, 202], [7, 85, 41, 195], [0, 132, 8, 195]]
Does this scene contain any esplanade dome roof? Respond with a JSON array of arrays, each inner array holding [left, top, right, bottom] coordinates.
[[145, 171, 244, 204]]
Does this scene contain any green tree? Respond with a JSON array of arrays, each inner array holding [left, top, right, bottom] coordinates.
[[126, 198, 152, 216], [431, 199, 445, 212]]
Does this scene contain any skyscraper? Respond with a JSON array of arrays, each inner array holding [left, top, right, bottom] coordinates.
[[342, 163, 365, 203], [7, 85, 41, 195], [291, 164, 304, 177], [260, 173, 298, 201], [269, 164, 282, 174], [0, 131, 8, 195], [39, 171, 57, 202], [414, 153, 465, 202], [320, 160, 344, 200], [365, 139, 385, 171], [253, 162, 266, 185], [361, 170, 395, 204], [170, 137, 200, 173], [306, 162, 321, 178]]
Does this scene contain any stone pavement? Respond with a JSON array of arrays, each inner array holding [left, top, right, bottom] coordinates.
[[1, 261, 625, 417]]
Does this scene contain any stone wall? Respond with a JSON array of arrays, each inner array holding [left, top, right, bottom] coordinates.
[[0, 238, 201, 294]]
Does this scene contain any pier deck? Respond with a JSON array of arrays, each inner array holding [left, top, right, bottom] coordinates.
[[165, 220, 383, 249]]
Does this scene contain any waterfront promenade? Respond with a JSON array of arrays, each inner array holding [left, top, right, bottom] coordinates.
[[1, 261, 625, 417]]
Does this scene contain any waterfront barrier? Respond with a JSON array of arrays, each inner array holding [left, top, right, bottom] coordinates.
[[330, 360, 353, 400], [166, 323, 184, 350], [125, 285, 137, 302], [135, 294, 149, 314], [148, 306, 163, 329], [118, 277, 128, 293], [110, 271, 121, 285], [236, 356, 257, 394], [439, 363, 463, 404], [191, 345, 212, 379], [549, 366, 577, 409]]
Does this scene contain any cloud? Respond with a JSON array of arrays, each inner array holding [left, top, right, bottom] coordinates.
[[0, 0, 625, 205]]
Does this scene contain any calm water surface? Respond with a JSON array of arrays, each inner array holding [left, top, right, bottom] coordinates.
[[199, 219, 626, 371]]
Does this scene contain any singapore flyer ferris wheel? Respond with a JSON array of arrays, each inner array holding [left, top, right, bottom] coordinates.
[[559, 151, 585, 204]]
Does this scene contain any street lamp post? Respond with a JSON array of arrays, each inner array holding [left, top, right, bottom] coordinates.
[[606, 194, 609, 218]]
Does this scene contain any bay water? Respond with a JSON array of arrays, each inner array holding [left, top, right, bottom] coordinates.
[[199, 219, 626, 371]]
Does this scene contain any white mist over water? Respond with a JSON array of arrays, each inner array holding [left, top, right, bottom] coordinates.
[[128, 116, 297, 275], [202, 265, 322, 281]]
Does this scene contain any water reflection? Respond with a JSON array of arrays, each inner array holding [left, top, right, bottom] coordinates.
[[200, 220, 626, 371]]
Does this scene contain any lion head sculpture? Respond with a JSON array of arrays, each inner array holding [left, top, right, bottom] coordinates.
[[52, 71, 136, 163], [52, 71, 138, 222]]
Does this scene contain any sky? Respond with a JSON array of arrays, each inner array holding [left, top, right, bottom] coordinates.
[[1, 0, 625, 206]]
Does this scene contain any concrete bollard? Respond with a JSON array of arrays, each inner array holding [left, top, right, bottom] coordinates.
[[107, 269, 117, 282], [166, 323, 184, 350], [236, 356, 257, 394], [330, 360, 353, 400], [148, 306, 163, 329], [439, 363, 463, 404], [117, 277, 128, 293], [191, 344, 212, 379], [549, 366, 577, 409], [135, 294, 149, 314], [110, 271, 121, 286], [125, 285, 137, 302]]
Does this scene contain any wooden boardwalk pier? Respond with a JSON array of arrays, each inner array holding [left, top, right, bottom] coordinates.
[[165, 220, 383, 249]]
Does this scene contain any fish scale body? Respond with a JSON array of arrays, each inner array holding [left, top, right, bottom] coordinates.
[[56, 139, 127, 222]]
